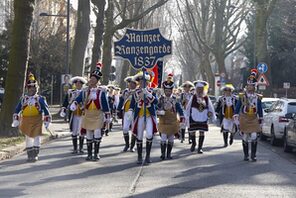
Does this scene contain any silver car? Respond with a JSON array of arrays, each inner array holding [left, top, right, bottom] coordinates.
[[261, 98, 296, 145]]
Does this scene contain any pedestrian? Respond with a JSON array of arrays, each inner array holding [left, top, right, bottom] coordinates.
[[60, 76, 87, 154], [70, 66, 110, 161], [129, 71, 158, 164], [117, 76, 137, 152], [186, 80, 216, 154], [215, 84, 237, 147], [234, 69, 263, 162], [11, 73, 51, 162], [157, 79, 185, 160]]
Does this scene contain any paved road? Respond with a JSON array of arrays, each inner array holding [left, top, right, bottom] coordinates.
[[0, 121, 296, 198]]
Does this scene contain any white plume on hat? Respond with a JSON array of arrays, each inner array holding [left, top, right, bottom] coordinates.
[[70, 76, 87, 84]]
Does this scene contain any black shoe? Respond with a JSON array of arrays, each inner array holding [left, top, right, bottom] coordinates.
[[130, 135, 136, 152], [181, 129, 185, 143], [26, 147, 34, 162], [86, 140, 93, 161], [145, 139, 153, 164], [79, 136, 85, 154], [123, 133, 129, 152], [243, 141, 249, 161], [167, 142, 173, 160], [229, 134, 234, 145], [137, 140, 143, 164], [71, 135, 78, 154], [190, 134, 196, 152], [160, 142, 166, 160], [251, 141, 257, 162], [223, 132, 228, 147], [197, 136, 205, 154], [32, 146, 40, 162], [93, 139, 101, 161]]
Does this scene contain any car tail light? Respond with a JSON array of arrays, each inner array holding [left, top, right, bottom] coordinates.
[[279, 116, 289, 122]]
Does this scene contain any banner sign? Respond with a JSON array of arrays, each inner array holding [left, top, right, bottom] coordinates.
[[114, 28, 172, 69]]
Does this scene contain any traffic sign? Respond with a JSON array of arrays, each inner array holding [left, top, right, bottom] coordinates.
[[257, 63, 268, 74], [257, 74, 270, 86], [283, 82, 290, 89], [114, 28, 172, 69], [220, 73, 226, 78]]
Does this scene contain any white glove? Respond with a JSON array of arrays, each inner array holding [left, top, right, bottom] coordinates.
[[105, 114, 111, 123], [44, 121, 50, 129], [60, 107, 66, 117], [70, 102, 77, 111], [126, 110, 133, 121], [233, 114, 240, 126], [11, 120, 20, 128]]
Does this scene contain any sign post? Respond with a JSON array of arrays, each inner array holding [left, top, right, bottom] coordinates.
[[114, 28, 172, 123], [283, 82, 290, 98]]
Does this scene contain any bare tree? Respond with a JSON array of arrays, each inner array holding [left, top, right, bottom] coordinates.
[[0, 0, 36, 136], [101, 0, 169, 85], [70, 0, 91, 76]]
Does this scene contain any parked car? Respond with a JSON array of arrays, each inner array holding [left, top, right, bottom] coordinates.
[[262, 97, 279, 115], [283, 113, 296, 152], [261, 98, 296, 145]]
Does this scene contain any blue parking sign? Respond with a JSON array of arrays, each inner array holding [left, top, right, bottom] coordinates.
[[257, 63, 268, 74], [114, 28, 172, 69]]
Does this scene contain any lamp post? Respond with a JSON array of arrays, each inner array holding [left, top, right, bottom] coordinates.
[[39, 0, 70, 74]]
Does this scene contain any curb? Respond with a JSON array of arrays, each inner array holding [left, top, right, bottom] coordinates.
[[0, 132, 69, 161]]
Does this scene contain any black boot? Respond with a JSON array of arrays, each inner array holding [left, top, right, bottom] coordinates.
[[71, 135, 78, 154], [137, 140, 143, 164], [123, 133, 129, 152], [167, 142, 173, 160], [86, 140, 93, 161], [26, 147, 34, 162], [229, 133, 234, 145], [109, 122, 113, 131], [145, 138, 153, 164], [190, 133, 196, 152], [130, 135, 136, 152], [181, 129, 185, 143], [197, 136, 205, 154], [160, 141, 166, 160], [32, 146, 40, 162], [79, 136, 85, 154], [188, 132, 192, 144], [251, 141, 257, 162], [105, 129, 109, 136], [242, 141, 249, 161], [223, 132, 228, 147], [93, 139, 101, 161]]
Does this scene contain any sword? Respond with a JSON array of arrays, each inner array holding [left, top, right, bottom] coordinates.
[[45, 127, 58, 138]]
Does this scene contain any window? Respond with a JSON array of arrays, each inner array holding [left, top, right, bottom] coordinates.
[[287, 102, 296, 114]]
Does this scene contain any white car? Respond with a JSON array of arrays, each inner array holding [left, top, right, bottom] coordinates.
[[262, 97, 279, 116], [261, 98, 296, 145]]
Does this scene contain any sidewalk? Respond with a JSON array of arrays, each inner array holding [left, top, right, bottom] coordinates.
[[0, 106, 70, 160]]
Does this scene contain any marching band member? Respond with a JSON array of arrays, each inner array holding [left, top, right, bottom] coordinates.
[[215, 84, 237, 147], [234, 69, 263, 162], [60, 76, 87, 154], [180, 81, 194, 143], [117, 76, 137, 152], [70, 66, 110, 161], [157, 79, 184, 160], [186, 80, 216, 154], [130, 72, 158, 164], [12, 73, 51, 162]]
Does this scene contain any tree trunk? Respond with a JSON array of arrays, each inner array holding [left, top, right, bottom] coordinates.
[[0, 0, 36, 137], [119, 60, 130, 89], [70, 0, 90, 76], [90, 0, 106, 72], [101, 0, 114, 85]]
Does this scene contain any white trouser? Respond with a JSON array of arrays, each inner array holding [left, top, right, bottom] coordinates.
[[242, 132, 257, 143], [86, 129, 102, 140], [137, 116, 153, 140], [160, 133, 174, 143], [26, 136, 41, 148], [72, 115, 82, 136], [123, 112, 133, 134]]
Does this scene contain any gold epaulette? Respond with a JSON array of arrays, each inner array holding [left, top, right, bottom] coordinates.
[[238, 93, 244, 99]]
